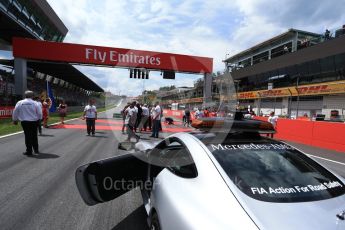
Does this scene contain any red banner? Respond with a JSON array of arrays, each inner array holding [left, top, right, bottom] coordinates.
[[0, 106, 14, 118], [12, 37, 213, 74]]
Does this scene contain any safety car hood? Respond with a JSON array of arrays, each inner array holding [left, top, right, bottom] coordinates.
[[243, 194, 345, 229]]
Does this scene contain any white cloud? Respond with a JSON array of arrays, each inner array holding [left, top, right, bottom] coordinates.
[[46, 0, 344, 95], [229, 0, 345, 48]]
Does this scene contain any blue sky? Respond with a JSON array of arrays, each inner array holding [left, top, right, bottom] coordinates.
[[1, 0, 345, 96]]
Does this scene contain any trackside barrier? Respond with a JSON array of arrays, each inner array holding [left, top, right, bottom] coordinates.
[[163, 110, 183, 120], [0, 106, 14, 119], [163, 110, 196, 121], [254, 116, 345, 153]]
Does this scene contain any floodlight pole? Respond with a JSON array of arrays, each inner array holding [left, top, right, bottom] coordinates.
[[203, 73, 212, 108]]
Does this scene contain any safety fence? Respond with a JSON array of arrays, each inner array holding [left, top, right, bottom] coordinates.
[[254, 116, 345, 153], [162, 110, 345, 152]]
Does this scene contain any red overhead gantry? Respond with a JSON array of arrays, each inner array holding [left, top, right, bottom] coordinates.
[[12, 37, 213, 103]]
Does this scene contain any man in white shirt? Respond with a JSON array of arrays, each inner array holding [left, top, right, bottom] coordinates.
[[268, 111, 278, 138], [83, 99, 97, 136], [150, 101, 162, 138], [138, 104, 149, 132], [121, 103, 131, 134], [125, 102, 139, 142], [195, 108, 201, 119], [12, 90, 43, 155]]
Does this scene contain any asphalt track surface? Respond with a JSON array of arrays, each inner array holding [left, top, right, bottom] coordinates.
[[0, 102, 344, 230]]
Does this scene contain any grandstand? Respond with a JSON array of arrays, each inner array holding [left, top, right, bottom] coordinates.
[[154, 27, 345, 119], [224, 27, 345, 118], [0, 0, 104, 112]]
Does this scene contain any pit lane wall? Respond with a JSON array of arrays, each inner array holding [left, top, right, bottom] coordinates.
[[254, 116, 345, 153]]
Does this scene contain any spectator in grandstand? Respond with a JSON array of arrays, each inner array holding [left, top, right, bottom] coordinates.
[[300, 38, 309, 48], [83, 99, 97, 136], [34, 97, 43, 135], [283, 45, 289, 53], [150, 101, 162, 138], [139, 104, 149, 132], [267, 111, 278, 138], [125, 102, 139, 142], [325, 29, 331, 40], [42, 98, 51, 128], [57, 100, 67, 124], [12, 91, 42, 156]]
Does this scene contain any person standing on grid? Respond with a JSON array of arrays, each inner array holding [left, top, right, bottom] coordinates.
[[34, 96, 43, 135], [83, 99, 97, 136], [268, 111, 278, 138], [57, 100, 67, 124], [125, 102, 140, 142], [121, 103, 131, 134], [150, 101, 162, 138], [138, 104, 149, 132], [12, 91, 42, 156]]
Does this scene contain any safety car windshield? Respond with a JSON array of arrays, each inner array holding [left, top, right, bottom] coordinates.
[[207, 141, 345, 202]]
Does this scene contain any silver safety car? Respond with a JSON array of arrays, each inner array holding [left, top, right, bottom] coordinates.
[[75, 116, 345, 230]]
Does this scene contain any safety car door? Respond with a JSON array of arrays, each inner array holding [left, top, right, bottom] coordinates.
[[75, 143, 149, 206]]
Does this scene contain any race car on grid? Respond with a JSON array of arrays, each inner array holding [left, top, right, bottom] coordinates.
[[75, 113, 345, 230]]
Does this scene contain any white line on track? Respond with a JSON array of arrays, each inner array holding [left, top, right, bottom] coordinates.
[[0, 131, 24, 138], [307, 154, 345, 166]]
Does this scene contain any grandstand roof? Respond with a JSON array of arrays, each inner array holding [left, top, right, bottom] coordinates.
[[0, 0, 68, 43], [223, 28, 322, 63], [0, 59, 104, 92]]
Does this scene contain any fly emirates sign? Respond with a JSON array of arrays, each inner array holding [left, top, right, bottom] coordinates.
[[85, 48, 161, 66], [12, 38, 213, 73]]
